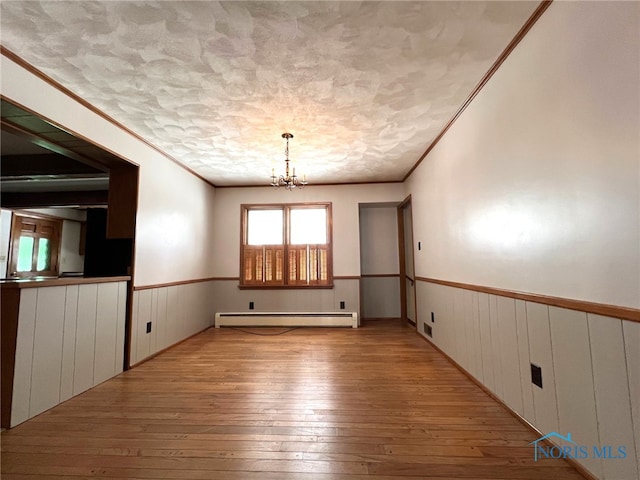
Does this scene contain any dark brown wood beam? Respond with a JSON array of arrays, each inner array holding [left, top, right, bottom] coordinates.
[[1, 154, 104, 178], [1, 190, 108, 208], [1, 119, 109, 173]]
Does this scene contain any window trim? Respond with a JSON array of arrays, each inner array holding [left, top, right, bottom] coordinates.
[[8, 212, 62, 278], [239, 202, 333, 289]]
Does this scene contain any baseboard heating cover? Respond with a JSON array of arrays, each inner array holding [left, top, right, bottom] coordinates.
[[215, 312, 358, 328]]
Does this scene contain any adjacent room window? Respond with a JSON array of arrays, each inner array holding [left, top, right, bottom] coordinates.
[[8, 213, 62, 277], [241, 203, 332, 287]]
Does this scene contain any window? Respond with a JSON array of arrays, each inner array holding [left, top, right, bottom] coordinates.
[[8, 213, 62, 277], [241, 203, 332, 287]]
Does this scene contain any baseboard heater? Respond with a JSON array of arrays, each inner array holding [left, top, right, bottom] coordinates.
[[215, 312, 358, 328]]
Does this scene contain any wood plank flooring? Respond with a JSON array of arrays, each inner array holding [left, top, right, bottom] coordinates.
[[1, 320, 586, 479]]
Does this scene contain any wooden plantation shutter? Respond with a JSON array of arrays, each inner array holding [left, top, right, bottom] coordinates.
[[264, 246, 284, 284], [243, 245, 262, 285], [309, 245, 329, 285], [243, 245, 284, 285], [288, 245, 308, 285], [240, 203, 332, 287]]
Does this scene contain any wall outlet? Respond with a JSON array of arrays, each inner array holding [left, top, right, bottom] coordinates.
[[249, 301, 254, 310], [531, 363, 543, 388], [146, 322, 152, 334], [339, 301, 345, 310]]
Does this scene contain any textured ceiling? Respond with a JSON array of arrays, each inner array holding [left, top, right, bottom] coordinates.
[[0, 1, 539, 186]]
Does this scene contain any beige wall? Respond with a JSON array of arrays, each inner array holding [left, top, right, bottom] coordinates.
[[211, 183, 404, 278], [210, 184, 403, 314], [405, 1, 639, 309], [359, 205, 401, 318], [0, 56, 217, 288], [417, 282, 639, 480], [0, 209, 12, 277], [27, 208, 87, 274], [0, 208, 86, 276], [407, 3, 640, 479]]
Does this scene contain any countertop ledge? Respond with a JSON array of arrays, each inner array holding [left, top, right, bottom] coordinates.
[[0, 276, 131, 289]]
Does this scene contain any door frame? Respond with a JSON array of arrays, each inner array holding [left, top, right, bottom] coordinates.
[[397, 195, 417, 327]]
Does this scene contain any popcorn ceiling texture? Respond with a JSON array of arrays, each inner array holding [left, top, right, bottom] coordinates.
[[0, 1, 537, 185]]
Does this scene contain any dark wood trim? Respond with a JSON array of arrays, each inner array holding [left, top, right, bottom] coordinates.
[[398, 203, 407, 323], [403, 1, 553, 181], [398, 194, 412, 210], [416, 276, 640, 323], [133, 277, 220, 291], [360, 273, 400, 278], [1, 48, 216, 188], [415, 331, 598, 480], [107, 164, 138, 239], [397, 195, 417, 327], [1, 287, 20, 428], [334, 275, 361, 280]]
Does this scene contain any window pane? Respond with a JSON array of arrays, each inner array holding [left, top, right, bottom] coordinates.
[[290, 208, 327, 244], [17, 236, 34, 272], [37, 238, 51, 271], [247, 209, 283, 245]]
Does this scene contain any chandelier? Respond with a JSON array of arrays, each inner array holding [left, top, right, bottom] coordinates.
[[270, 133, 307, 190]]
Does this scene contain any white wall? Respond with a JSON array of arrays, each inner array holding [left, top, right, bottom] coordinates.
[[0, 57, 217, 287], [359, 205, 401, 318], [405, 1, 639, 309]]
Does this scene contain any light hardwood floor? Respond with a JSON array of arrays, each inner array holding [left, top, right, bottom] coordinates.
[[1, 320, 585, 479]]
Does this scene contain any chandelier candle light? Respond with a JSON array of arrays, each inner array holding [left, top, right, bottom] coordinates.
[[270, 133, 307, 190]]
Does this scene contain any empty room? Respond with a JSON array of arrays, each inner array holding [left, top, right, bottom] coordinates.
[[1, 1, 638, 479]]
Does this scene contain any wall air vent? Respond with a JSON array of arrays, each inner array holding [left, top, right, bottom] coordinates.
[[424, 322, 433, 337]]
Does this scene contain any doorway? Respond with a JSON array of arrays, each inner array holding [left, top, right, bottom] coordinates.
[[398, 196, 416, 326]]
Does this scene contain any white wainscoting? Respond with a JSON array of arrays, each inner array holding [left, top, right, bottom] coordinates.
[[11, 281, 127, 427], [416, 281, 640, 480], [130, 281, 214, 365]]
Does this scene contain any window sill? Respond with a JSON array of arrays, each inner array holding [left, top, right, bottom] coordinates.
[[238, 284, 334, 290]]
